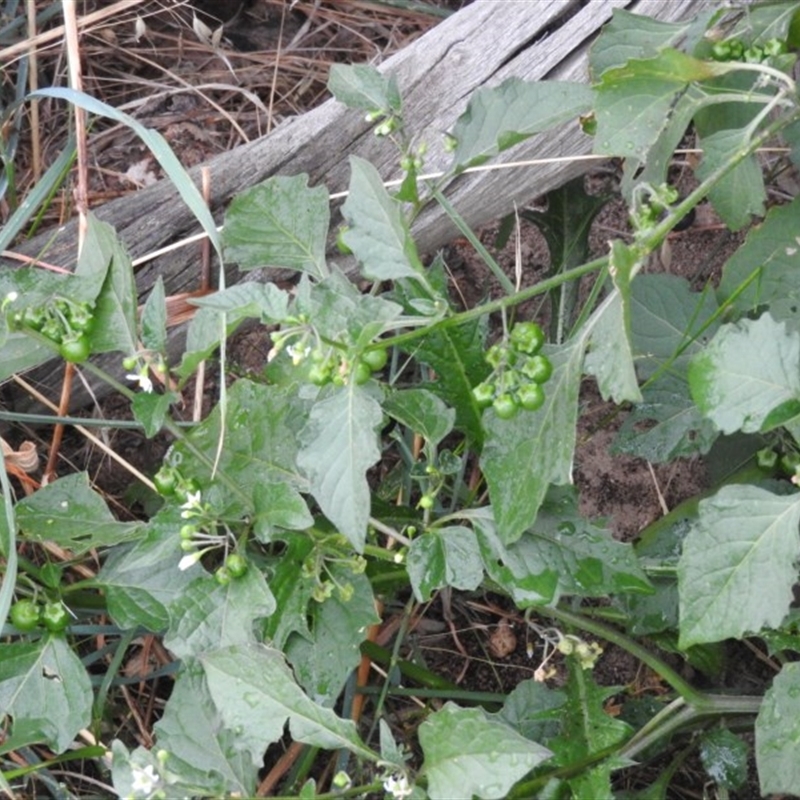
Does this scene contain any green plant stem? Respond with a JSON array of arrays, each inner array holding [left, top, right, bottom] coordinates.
[[536, 605, 703, 704]]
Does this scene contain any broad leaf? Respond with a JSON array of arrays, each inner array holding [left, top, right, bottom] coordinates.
[[165, 568, 276, 660], [481, 340, 583, 543], [718, 197, 800, 332], [688, 314, 800, 435], [406, 525, 483, 601], [696, 126, 765, 231], [700, 728, 749, 790], [200, 643, 376, 764], [189, 281, 290, 323], [16, 472, 143, 554], [0, 636, 92, 753], [252, 483, 313, 542], [450, 78, 593, 170], [342, 156, 425, 283], [383, 388, 455, 447], [223, 174, 329, 278], [496, 679, 565, 744], [132, 390, 176, 438], [678, 485, 800, 648], [298, 384, 383, 551], [419, 702, 552, 800], [327, 63, 401, 114], [756, 661, 800, 795], [99, 513, 199, 631], [176, 305, 254, 380], [286, 568, 379, 706], [154, 668, 255, 797], [141, 275, 168, 354]]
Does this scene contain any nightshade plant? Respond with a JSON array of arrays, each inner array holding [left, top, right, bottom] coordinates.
[[2, 3, 800, 798]]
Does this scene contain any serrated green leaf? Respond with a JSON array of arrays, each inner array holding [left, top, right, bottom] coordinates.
[[700, 728, 749, 790], [223, 174, 329, 277], [414, 317, 489, 444], [450, 78, 593, 170], [594, 50, 720, 160], [613, 371, 719, 462], [0, 636, 92, 753], [419, 702, 552, 800], [165, 568, 276, 660], [678, 485, 800, 648], [406, 525, 483, 601], [298, 384, 382, 551], [141, 275, 167, 354], [154, 668, 255, 797], [718, 197, 800, 332], [481, 340, 583, 543], [132, 391, 176, 438], [342, 156, 424, 283], [548, 660, 632, 798], [16, 472, 144, 554], [99, 514, 198, 631], [383, 388, 455, 447], [200, 643, 376, 764], [688, 314, 800, 435], [87, 217, 138, 355], [756, 661, 800, 794], [286, 568, 379, 706], [589, 8, 711, 80], [696, 126, 765, 231], [629, 273, 720, 379], [327, 64, 401, 113]]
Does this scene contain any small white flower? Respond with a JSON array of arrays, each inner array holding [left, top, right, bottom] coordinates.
[[126, 371, 153, 393], [178, 550, 203, 571], [286, 342, 311, 365], [5, 291, 18, 302], [130, 763, 160, 796], [383, 773, 412, 799], [179, 491, 202, 518]]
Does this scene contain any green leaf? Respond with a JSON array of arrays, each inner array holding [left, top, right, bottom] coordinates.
[[200, 643, 376, 765], [252, 482, 313, 542], [688, 314, 800, 435], [481, 340, 584, 543], [154, 667, 255, 797], [696, 126, 765, 231], [298, 384, 383, 551], [406, 525, 483, 601], [548, 660, 632, 798], [0, 637, 92, 753], [678, 485, 800, 648], [99, 513, 198, 631], [165, 568, 276, 660], [700, 728, 749, 790], [495, 678, 565, 744], [756, 661, 800, 795], [16, 472, 143, 555], [132, 391, 176, 438], [594, 50, 719, 160], [0, 332, 52, 382], [327, 64, 401, 114], [718, 197, 800, 332], [589, 8, 713, 79], [727, 1, 800, 43], [141, 275, 168, 354], [341, 156, 424, 283], [189, 281, 290, 322], [629, 273, 720, 379], [419, 702, 552, 800], [414, 316, 489, 445], [613, 371, 719, 463], [286, 568, 379, 706], [86, 216, 139, 355], [383, 388, 455, 447], [450, 78, 593, 170], [176, 379, 311, 516], [222, 174, 329, 278]]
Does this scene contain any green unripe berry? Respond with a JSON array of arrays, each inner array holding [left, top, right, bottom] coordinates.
[[492, 393, 519, 420]]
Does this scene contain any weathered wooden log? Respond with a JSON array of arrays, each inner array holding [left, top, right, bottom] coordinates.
[[3, 0, 713, 413]]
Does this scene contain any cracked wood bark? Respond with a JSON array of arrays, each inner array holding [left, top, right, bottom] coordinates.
[[2, 0, 713, 414]]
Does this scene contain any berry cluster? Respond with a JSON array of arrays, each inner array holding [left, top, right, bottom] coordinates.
[[9, 297, 95, 363], [9, 598, 70, 633], [710, 36, 788, 63], [472, 321, 554, 420]]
